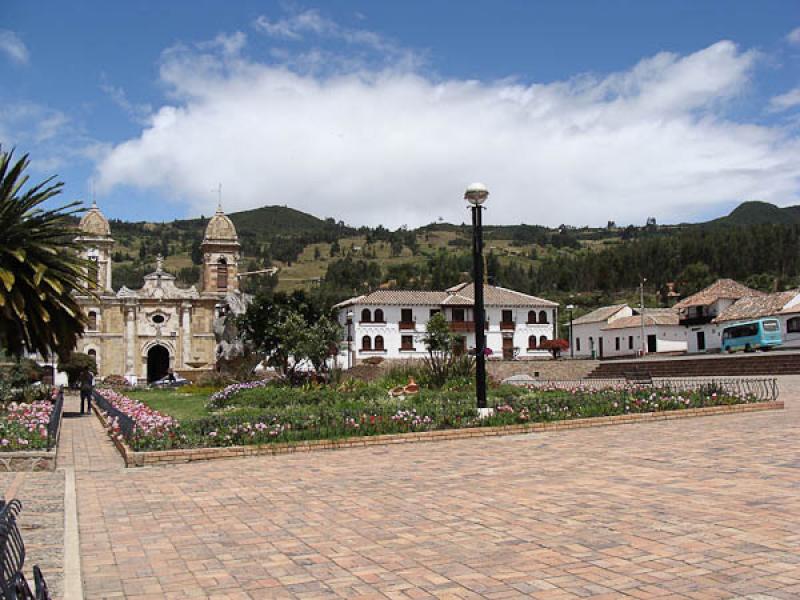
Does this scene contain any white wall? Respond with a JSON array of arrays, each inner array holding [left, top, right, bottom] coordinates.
[[571, 322, 607, 358], [686, 323, 722, 353], [338, 304, 557, 362], [573, 322, 687, 358]]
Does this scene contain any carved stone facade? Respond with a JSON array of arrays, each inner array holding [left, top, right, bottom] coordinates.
[[74, 204, 242, 383]]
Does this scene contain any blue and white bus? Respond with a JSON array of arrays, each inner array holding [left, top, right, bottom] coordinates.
[[721, 318, 782, 353]]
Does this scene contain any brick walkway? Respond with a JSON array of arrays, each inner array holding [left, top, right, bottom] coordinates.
[[69, 378, 800, 599]]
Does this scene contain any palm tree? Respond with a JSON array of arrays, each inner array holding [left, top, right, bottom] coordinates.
[[0, 148, 92, 359]]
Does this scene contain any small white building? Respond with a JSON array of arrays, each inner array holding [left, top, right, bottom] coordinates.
[[334, 283, 558, 365], [714, 289, 800, 347], [675, 279, 763, 353], [570, 304, 631, 359], [571, 305, 686, 358]]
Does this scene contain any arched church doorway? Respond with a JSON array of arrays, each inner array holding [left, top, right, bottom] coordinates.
[[147, 344, 170, 383]]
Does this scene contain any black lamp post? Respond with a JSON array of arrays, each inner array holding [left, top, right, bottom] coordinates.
[[566, 304, 575, 359], [465, 183, 489, 411], [346, 310, 353, 369]]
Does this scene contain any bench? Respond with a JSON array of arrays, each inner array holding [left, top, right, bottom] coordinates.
[[0, 500, 50, 600]]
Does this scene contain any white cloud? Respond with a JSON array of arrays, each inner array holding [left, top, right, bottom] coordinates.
[[95, 34, 800, 227], [100, 78, 153, 124], [253, 9, 417, 69], [787, 27, 800, 45], [769, 87, 800, 113], [0, 30, 29, 65]]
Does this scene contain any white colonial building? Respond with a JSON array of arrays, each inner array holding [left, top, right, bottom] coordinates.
[[571, 304, 687, 358], [713, 288, 800, 348], [334, 283, 558, 364], [674, 279, 763, 353]]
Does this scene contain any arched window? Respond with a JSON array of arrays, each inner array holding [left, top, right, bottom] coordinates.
[[217, 257, 228, 291], [87, 349, 97, 359], [374, 308, 384, 322], [539, 335, 548, 345], [88, 311, 98, 330], [361, 335, 372, 351], [527, 310, 537, 324], [788, 317, 800, 333], [374, 335, 385, 351], [528, 335, 537, 349], [539, 310, 548, 324], [361, 308, 372, 322]]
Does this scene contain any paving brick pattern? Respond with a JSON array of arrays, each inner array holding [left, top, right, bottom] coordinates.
[[72, 378, 800, 599]]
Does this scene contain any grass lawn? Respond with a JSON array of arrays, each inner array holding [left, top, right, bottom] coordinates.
[[127, 389, 211, 420]]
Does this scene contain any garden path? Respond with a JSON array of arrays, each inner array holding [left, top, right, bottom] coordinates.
[[64, 377, 800, 599]]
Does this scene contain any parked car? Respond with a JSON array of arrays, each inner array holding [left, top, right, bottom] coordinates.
[[150, 373, 190, 388]]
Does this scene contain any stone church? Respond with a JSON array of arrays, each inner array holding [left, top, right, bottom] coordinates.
[[74, 202, 243, 383]]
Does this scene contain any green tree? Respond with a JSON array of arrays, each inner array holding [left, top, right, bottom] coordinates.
[[677, 262, 715, 297], [238, 291, 335, 381], [301, 316, 342, 376], [0, 149, 92, 359], [57, 351, 97, 387], [422, 312, 457, 387]]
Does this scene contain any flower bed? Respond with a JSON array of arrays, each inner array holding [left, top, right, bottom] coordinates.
[[97, 380, 768, 453], [0, 395, 56, 451]]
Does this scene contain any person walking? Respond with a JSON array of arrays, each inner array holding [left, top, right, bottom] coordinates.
[[79, 368, 94, 415]]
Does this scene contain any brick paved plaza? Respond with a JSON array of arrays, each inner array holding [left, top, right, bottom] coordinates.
[[4, 377, 800, 599]]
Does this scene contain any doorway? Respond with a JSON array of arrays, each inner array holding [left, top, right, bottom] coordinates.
[[502, 337, 514, 360], [647, 335, 657, 353], [696, 331, 706, 352], [147, 344, 170, 383]]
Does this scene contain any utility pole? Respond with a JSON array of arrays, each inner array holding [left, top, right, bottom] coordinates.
[[640, 278, 647, 357]]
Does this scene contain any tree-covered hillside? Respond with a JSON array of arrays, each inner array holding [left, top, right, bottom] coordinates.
[[99, 200, 800, 318]]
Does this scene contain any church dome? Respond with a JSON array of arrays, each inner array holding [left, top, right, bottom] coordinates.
[[204, 207, 238, 242], [79, 203, 111, 237]]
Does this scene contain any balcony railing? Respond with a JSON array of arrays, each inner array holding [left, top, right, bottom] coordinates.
[[448, 321, 475, 332], [679, 315, 713, 326], [398, 321, 416, 330], [500, 321, 516, 331]]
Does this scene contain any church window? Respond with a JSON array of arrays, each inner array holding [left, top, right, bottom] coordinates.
[[152, 314, 165, 325], [217, 257, 228, 291], [88, 311, 98, 330]]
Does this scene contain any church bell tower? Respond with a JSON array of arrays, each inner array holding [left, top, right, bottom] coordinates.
[[201, 202, 240, 294], [76, 201, 114, 292]]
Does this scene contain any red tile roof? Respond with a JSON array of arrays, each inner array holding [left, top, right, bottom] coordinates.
[[673, 279, 763, 309], [333, 284, 557, 309]]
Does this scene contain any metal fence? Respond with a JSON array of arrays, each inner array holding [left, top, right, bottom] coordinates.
[[512, 377, 779, 403], [92, 390, 135, 440], [45, 389, 64, 451]]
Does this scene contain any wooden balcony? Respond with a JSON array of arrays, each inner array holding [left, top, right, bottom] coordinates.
[[448, 321, 475, 332], [500, 321, 516, 331], [398, 321, 416, 330]]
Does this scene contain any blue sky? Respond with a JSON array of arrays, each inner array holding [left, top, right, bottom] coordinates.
[[1, 1, 799, 227]]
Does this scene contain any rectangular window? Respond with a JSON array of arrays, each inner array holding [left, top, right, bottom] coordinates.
[[451, 308, 465, 322], [401, 335, 415, 351], [430, 308, 441, 317], [762, 320, 779, 332], [628, 336, 633, 350], [401, 308, 413, 322], [501, 310, 513, 322], [576, 338, 581, 352], [615, 337, 620, 351]]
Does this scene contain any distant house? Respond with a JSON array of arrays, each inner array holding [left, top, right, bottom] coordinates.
[[714, 289, 800, 347], [571, 305, 686, 358], [333, 283, 558, 364], [675, 279, 763, 353]]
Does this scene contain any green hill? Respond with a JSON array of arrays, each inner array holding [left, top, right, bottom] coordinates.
[[178, 205, 350, 237], [711, 201, 800, 226]]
